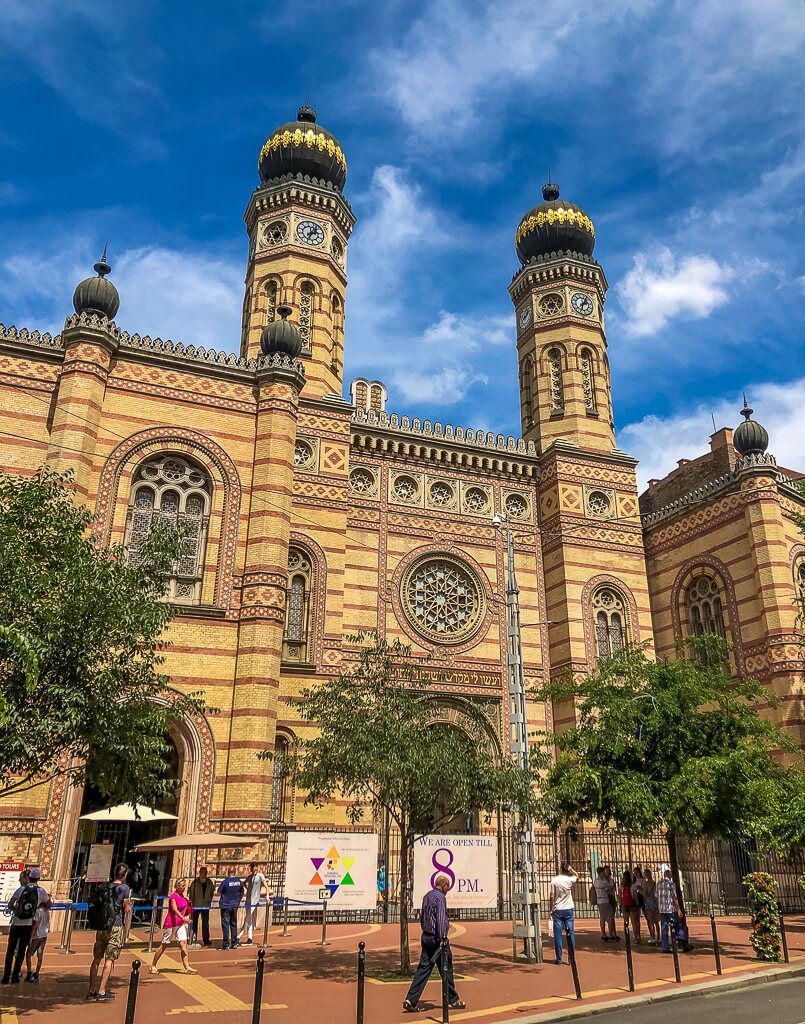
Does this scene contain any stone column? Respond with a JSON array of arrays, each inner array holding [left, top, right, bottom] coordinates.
[[223, 353, 305, 822]]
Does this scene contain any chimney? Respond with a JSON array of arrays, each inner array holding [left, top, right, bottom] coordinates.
[[710, 427, 733, 452]]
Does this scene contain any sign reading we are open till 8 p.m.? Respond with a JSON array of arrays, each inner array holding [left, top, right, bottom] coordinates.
[[413, 835, 498, 909]]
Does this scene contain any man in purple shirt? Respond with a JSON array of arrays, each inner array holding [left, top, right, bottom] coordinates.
[[403, 874, 465, 1013]]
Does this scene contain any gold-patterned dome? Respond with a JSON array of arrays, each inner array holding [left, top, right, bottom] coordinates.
[[258, 105, 346, 192], [516, 181, 595, 265]]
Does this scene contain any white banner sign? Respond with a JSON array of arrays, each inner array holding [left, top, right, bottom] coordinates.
[[413, 834, 498, 909], [0, 861, 25, 909], [85, 843, 115, 883], [284, 832, 379, 912]]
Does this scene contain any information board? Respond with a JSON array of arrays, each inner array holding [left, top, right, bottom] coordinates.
[[85, 843, 115, 883], [413, 834, 498, 909], [0, 861, 25, 911], [284, 832, 378, 911]]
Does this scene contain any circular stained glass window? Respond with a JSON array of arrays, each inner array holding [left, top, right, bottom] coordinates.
[[401, 555, 485, 645], [429, 481, 454, 506], [294, 439, 313, 468], [505, 493, 528, 519], [464, 487, 489, 513], [393, 475, 419, 502], [587, 490, 611, 517], [262, 220, 288, 246], [350, 468, 375, 494], [539, 292, 564, 316]]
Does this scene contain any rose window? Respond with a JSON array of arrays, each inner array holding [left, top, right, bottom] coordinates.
[[587, 490, 611, 517], [331, 237, 344, 263], [262, 220, 288, 246], [294, 439, 313, 468], [401, 555, 485, 644], [505, 493, 528, 519], [464, 487, 489, 513], [393, 475, 419, 502], [350, 468, 375, 494], [539, 292, 564, 316], [429, 481, 454, 506]]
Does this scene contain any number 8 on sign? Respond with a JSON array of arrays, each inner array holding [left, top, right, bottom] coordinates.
[[431, 848, 456, 890]]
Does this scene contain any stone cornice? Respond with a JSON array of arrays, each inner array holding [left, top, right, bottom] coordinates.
[[509, 252, 608, 303], [244, 179, 356, 236], [255, 352, 306, 392], [0, 323, 64, 363], [540, 437, 638, 471]]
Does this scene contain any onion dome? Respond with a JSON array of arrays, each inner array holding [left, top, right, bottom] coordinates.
[[515, 180, 595, 265], [733, 397, 769, 456], [72, 245, 120, 319], [260, 304, 302, 358], [258, 105, 346, 192]]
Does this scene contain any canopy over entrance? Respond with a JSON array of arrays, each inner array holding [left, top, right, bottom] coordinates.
[[135, 831, 262, 852], [80, 804, 178, 823]]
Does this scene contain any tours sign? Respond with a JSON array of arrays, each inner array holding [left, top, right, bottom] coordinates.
[[0, 861, 25, 909], [413, 834, 498, 909], [284, 832, 378, 911]]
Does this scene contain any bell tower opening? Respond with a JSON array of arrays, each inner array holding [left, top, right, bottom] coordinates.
[[241, 106, 355, 399]]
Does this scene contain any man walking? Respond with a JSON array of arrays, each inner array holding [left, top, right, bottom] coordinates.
[[2, 867, 50, 985], [402, 874, 465, 1013], [592, 865, 619, 942], [189, 866, 215, 947], [217, 867, 244, 950], [87, 863, 131, 1002], [238, 862, 266, 945], [549, 862, 578, 965], [657, 868, 679, 954]]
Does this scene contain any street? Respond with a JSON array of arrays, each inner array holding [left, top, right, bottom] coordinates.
[[563, 977, 805, 1024]]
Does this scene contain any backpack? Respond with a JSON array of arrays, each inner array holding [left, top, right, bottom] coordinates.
[[87, 883, 118, 931], [588, 883, 598, 904], [15, 885, 38, 921]]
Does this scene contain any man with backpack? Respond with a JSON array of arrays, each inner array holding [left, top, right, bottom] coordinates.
[[2, 867, 50, 985], [87, 863, 132, 1002]]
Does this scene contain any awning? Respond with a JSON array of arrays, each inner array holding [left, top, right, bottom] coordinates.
[[134, 831, 262, 852], [80, 804, 178, 823]]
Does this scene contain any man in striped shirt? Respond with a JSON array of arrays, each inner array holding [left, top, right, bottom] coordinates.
[[403, 875, 465, 1013]]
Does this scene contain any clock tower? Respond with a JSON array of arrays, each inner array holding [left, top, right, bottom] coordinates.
[[509, 181, 614, 453], [241, 106, 355, 399]]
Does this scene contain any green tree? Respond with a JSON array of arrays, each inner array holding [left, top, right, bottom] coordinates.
[[534, 638, 804, 902], [266, 633, 541, 973], [0, 468, 205, 807]]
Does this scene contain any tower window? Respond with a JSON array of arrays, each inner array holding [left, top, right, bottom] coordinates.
[[265, 281, 278, 325], [539, 292, 564, 317], [270, 735, 290, 822], [125, 455, 211, 604], [520, 356, 534, 427], [331, 292, 343, 369], [592, 587, 628, 660], [796, 559, 805, 611], [298, 281, 314, 353], [548, 348, 565, 411], [284, 547, 315, 663], [686, 574, 726, 639], [580, 348, 596, 412]]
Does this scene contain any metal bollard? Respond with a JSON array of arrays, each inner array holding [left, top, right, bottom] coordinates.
[[251, 947, 265, 1024], [282, 898, 289, 938], [356, 941, 366, 1024], [147, 895, 158, 954], [779, 913, 789, 964], [670, 929, 681, 983], [263, 898, 272, 948], [124, 959, 141, 1024], [623, 918, 635, 992], [441, 939, 450, 1023], [566, 925, 582, 1000], [320, 900, 328, 946], [62, 905, 76, 955], [710, 912, 722, 975]]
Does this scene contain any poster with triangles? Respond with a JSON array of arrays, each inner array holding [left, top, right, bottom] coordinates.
[[284, 832, 379, 911]]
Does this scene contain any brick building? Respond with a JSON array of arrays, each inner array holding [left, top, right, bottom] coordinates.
[[0, 107, 803, 883]]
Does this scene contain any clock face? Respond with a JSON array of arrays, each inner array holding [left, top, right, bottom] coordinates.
[[296, 220, 325, 246], [571, 291, 594, 317], [519, 306, 532, 330]]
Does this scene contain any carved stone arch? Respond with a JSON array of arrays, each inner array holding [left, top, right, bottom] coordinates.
[[288, 531, 328, 670], [95, 427, 242, 608], [422, 697, 502, 761], [671, 556, 745, 674], [581, 574, 641, 671], [539, 341, 569, 371]]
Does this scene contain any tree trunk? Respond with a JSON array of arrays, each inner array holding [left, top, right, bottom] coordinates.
[[399, 827, 411, 974], [666, 830, 686, 914]]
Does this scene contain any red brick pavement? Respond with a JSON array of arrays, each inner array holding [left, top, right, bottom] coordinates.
[[0, 915, 802, 1024]]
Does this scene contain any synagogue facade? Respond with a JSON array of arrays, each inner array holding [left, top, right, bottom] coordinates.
[[1, 106, 803, 881]]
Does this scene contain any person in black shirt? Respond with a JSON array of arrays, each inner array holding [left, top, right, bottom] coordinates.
[[88, 864, 131, 1003]]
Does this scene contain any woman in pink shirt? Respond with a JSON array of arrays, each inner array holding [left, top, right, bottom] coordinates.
[[150, 879, 196, 975]]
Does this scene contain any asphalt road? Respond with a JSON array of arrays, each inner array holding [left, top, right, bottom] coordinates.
[[575, 977, 805, 1024]]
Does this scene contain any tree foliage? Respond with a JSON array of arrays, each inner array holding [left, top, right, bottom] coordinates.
[[266, 632, 542, 972], [534, 639, 804, 894], [0, 468, 205, 806]]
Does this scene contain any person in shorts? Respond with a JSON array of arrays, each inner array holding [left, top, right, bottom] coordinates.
[[2, 867, 50, 985], [88, 863, 131, 1003], [150, 878, 196, 975], [25, 889, 51, 983], [592, 865, 619, 941]]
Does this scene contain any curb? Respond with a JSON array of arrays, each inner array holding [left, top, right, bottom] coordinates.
[[494, 962, 805, 1024]]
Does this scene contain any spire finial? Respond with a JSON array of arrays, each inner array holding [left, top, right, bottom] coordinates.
[[741, 392, 753, 420], [93, 243, 111, 278], [542, 178, 560, 202], [276, 303, 292, 321]]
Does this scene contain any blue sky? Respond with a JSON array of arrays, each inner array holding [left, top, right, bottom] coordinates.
[[2, 0, 804, 487]]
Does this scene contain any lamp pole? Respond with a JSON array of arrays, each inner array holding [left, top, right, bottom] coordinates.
[[493, 511, 542, 963]]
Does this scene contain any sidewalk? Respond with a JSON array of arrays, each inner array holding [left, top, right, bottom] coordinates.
[[0, 914, 802, 1023]]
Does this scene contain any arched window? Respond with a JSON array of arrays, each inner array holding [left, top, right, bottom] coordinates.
[[265, 280, 277, 325], [686, 574, 726, 639], [354, 380, 368, 409], [283, 546, 314, 663], [370, 383, 383, 413], [580, 348, 596, 412], [125, 455, 211, 604], [298, 281, 314, 353], [795, 559, 805, 611], [240, 286, 251, 353], [592, 587, 628, 660], [548, 348, 564, 411], [330, 292, 343, 368], [270, 735, 290, 822], [520, 356, 534, 426]]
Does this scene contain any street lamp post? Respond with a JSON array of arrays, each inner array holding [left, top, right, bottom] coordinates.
[[493, 511, 543, 963]]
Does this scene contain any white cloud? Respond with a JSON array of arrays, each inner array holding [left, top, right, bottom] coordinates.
[[421, 311, 510, 351], [797, 276, 805, 294], [619, 377, 805, 491], [393, 365, 488, 405], [615, 247, 734, 337]]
